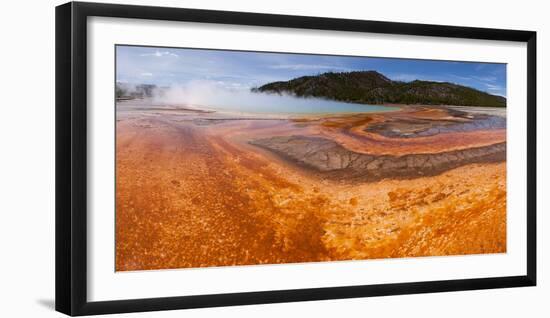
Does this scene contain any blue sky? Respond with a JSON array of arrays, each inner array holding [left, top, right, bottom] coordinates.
[[116, 45, 507, 97]]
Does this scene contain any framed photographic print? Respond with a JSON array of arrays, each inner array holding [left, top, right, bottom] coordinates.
[[55, 1, 536, 316]]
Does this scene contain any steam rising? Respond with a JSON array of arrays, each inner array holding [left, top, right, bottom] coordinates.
[[142, 80, 390, 115]]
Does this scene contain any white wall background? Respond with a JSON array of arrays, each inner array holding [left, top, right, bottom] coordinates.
[[0, 0, 547, 316]]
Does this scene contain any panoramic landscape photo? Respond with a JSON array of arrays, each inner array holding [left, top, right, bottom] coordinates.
[[115, 45, 507, 271]]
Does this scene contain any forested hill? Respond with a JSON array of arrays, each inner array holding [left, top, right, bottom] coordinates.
[[251, 71, 506, 107]]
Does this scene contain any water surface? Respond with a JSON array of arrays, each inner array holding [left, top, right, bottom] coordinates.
[[199, 93, 397, 114], [139, 88, 398, 115]]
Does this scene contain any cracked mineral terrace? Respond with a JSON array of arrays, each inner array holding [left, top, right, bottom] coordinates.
[[250, 135, 506, 181]]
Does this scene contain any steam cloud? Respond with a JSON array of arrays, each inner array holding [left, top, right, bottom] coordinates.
[[148, 80, 369, 114]]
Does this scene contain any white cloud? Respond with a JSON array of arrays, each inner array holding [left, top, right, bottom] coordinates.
[[475, 64, 486, 71], [484, 83, 502, 91], [450, 74, 472, 81], [471, 75, 498, 82], [268, 64, 349, 71], [140, 72, 153, 77], [140, 50, 178, 58], [389, 73, 420, 82], [450, 74, 498, 83], [389, 73, 443, 82]]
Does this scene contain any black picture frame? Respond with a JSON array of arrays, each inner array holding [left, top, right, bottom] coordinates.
[[55, 1, 537, 316]]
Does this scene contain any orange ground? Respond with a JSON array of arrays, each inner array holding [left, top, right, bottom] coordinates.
[[115, 107, 506, 271]]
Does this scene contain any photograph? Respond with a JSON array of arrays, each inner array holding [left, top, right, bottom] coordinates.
[[115, 45, 507, 271], [1, 0, 544, 317]]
